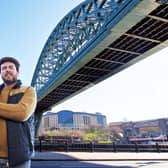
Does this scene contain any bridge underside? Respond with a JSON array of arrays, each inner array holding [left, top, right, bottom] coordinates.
[[35, 2, 167, 116]]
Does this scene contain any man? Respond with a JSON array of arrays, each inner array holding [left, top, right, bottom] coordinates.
[[0, 57, 37, 168]]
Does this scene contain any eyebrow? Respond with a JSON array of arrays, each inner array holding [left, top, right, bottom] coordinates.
[[1, 64, 15, 69]]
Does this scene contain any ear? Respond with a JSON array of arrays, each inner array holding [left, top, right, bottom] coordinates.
[[16, 71, 19, 77]]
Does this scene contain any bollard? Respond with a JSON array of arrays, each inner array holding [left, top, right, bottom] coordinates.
[[135, 142, 139, 152], [91, 141, 94, 152], [113, 142, 117, 152], [65, 140, 69, 152], [156, 143, 160, 153], [39, 137, 42, 152]]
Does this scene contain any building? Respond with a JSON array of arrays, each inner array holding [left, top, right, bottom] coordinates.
[[109, 118, 168, 139], [40, 110, 107, 130]]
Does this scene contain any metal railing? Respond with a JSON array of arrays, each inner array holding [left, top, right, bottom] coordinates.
[[35, 139, 168, 153]]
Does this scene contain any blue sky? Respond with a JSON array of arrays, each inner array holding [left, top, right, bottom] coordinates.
[[0, 1, 168, 123]]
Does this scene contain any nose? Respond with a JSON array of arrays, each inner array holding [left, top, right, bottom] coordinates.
[[5, 67, 10, 72], [4, 67, 12, 73]]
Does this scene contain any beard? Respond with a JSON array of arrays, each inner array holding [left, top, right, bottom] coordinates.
[[2, 74, 17, 85]]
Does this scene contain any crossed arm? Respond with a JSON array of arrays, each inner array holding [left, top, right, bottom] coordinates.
[[0, 87, 37, 122]]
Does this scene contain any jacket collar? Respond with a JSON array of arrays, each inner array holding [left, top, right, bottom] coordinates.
[[0, 80, 22, 92]]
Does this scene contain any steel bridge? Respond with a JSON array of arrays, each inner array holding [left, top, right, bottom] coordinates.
[[31, 0, 168, 130]]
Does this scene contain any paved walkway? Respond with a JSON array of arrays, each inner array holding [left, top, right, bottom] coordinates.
[[33, 152, 168, 161]]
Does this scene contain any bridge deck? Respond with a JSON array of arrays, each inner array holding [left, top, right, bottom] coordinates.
[[34, 1, 167, 114]]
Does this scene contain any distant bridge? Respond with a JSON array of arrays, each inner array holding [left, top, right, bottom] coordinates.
[[31, 0, 168, 131]]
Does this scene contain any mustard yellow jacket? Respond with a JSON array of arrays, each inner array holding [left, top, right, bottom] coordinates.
[[0, 80, 37, 162]]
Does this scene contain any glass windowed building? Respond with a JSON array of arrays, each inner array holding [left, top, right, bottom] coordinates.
[[41, 110, 106, 130]]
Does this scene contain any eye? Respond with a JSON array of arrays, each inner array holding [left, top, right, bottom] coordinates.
[[1, 66, 7, 71], [9, 65, 15, 70]]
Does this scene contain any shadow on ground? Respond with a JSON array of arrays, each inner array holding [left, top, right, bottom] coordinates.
[[32, 152, 133, 168]]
